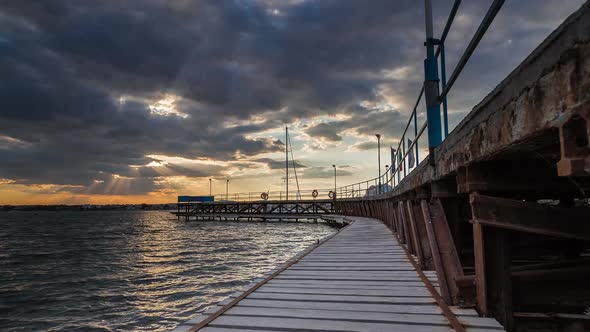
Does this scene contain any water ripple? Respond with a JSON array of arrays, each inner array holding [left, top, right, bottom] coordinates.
[[0, 211, 334, 331]]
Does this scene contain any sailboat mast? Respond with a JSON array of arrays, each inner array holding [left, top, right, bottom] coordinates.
[[285, 126, 288, 201]]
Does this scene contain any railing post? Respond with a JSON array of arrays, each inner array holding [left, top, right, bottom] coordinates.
[[440, 42, 449, 138], [402, 138, 407, 178], [424, 0, 442, 162], [414, 113, 419, 164]]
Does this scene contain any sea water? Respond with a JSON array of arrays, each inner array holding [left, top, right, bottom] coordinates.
[[0, 211, 334, 331]]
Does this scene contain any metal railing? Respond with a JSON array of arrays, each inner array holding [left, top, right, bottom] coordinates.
[[331, 0, 505, 199], [207, 182, 385, 202], [208, 188, 334, 202]]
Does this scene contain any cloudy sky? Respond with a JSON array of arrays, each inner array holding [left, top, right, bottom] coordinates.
[[0, 0, 585, 204]]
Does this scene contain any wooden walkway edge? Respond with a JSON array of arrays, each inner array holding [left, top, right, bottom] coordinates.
[[172, 216, 504, 332]]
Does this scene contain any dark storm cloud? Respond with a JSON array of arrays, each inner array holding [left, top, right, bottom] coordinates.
[[305, 122, 345, 142], [352, 139, 398, 151], [305, 107, 408, 142], [0, 0, 584, 195]]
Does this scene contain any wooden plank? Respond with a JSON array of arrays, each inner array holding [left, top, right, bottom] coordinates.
[[244, 292, 435, 304], [266, 279, 431, 287], [457, 161, 582, 196], [223, 306, 498, 329], [237, 298, 445, 314], [304, 256, 409, 260], [311, 249, 402, 254], [200, 328, 283, 332], [317, 242, 399, 246], [402, 201, 415, 250], [421, 199, 452, 304], [406, 200, 424, 267], [274, 275, 423, 282], [385, 200, 394, 229], [395, 202, 408, 244], [485, 228, 513, 331], [289, 266, 414, 271], [312, 249, 403, 252], [451, 306, 485, 317], [412, 200, 434, 270], [430, 198, 464, 305], [225, 306, 450, 326], [389, 200, 398, 233], [473, 222, 488, 316], [291, 261, 412, 266], [279, 270, 419, 276], [263, 283, 428, 291], [208, 315, 452, 332], [302, 258, 410, 263], [266, 281, 434, 288], [255, 286, 431, 297], [294, 262, 413, 267], [470, 192, 590, 241], [307, 250, 405, 254], [464, 321, 505, 332]]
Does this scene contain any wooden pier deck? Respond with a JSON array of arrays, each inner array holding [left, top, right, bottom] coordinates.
[[173, 217, 504, 332]]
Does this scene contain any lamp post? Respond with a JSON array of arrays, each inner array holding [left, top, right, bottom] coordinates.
[[385, 165, 389, 192], [332, 165, 337, 198], [226, 179, 229, 201], [376, 134, 382, 194], [209, 178, 212, 196]]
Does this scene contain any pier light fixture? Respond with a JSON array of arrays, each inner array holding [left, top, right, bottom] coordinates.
[[226, 179, 229, 201], [375, 134, 382, 194], [332, 165, 337, 198], [209, 178, 212, 196], [385, 165, 389, 192]]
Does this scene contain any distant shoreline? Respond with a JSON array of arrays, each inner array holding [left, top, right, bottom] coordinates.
[[0, 204, 177, 211]]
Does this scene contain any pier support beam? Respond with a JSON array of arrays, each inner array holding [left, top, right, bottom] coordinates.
[[457, 161, 583, 198], [472, 222, 513, 330], [470, 193, 590, 241], [421, 200, 451, 304]]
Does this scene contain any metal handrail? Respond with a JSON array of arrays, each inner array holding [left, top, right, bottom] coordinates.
[[439, 0, 505, 100], [331, 0, 504, 200], [435, 0, 462, 58]]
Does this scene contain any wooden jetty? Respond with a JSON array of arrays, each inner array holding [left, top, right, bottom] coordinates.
[[174, 200, 335, 221], [172, 217, 503, 332]]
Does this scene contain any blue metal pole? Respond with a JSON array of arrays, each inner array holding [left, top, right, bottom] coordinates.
[[376, 134, 381, 194], [441, 43, 449, 137], [424, 0, 442, 162]]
